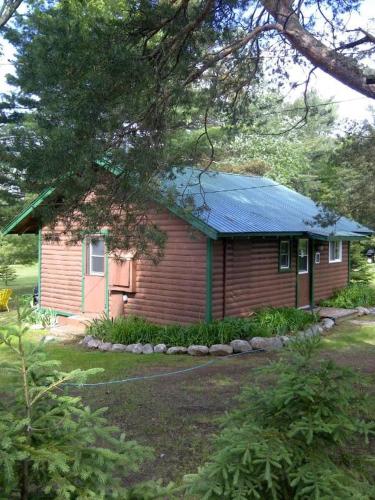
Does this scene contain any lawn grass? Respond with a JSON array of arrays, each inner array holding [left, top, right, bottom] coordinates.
[[9, 263, 38, 296], [1, 306, 374, 486]]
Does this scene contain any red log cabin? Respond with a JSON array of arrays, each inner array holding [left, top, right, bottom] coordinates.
[[2, 168, 372, 325]]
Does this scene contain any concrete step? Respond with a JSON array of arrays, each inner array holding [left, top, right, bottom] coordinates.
[[315, 307, 358, 323], [57, 313, 101, 333]]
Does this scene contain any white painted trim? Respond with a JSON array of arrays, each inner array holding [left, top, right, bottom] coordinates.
[[89, 238, 105, 276], [329, 240, 342, 263]]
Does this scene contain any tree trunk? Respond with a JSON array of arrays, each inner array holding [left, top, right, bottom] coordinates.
[[262, 0, 375, 99]]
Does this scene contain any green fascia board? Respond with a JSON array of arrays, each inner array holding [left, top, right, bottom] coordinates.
[[1, 187, 56, 235], [218, 231, 303, 238], [308, 233, 371, 241], [166, 204, 218, 240]]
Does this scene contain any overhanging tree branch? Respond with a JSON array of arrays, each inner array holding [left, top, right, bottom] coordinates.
[[261, 0, 375, 99]]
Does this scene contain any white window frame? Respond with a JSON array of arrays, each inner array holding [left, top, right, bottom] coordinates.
[[298, 239, 309, 275], [89, 237, 105, 276], [279, 240, 291, 270], [329, 240, 342, 263]]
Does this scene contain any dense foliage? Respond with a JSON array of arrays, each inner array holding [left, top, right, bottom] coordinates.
[[87, 308, 317, 346], [320, 283, 375, 309], [185, 339, 375, 499], [0, 307, 176, 499], [0, 0, 373, 253]]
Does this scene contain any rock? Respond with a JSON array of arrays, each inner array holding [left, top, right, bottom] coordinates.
[[321, 318, 335, 330], [42, 335, 57, 343], [166, 346, 188, 355], [142, 343, 154, 354], [209, 344, 233, 356], [279, 335, 291, 345], [86, 338, 101, 349], [356, 306, 370, 316], [187, 345, 209, 356], [30, 323, 44, 331], [98, 342, 113, 352], [230, 339, 252, 353], [80, 335, 94, 346], [111, 343, 127, 352], [154, 343, 167, 353], [250, 337, 283, 351], [125, 343, 143, 354]]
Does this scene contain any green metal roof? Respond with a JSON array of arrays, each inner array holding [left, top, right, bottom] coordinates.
[[2, 167, 373, 240]]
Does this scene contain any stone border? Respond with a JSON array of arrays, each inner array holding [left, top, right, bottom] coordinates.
[[78, 316, 345, 355]]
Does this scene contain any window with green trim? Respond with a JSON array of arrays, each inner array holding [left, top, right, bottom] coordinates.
[[279, 240, 291, 271]]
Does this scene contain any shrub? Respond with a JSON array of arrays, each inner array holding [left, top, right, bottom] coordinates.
[[250, 307, 318, 336], [87, 308, 317, 346], [321, 283, 375, 309], [184, 339, 375, 499], [0, 306, 159, 499], [0, 263, 17, 286]]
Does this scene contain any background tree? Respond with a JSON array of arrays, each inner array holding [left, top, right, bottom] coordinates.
[[0, 0, 374, 253], [0, 261, 17, 285]]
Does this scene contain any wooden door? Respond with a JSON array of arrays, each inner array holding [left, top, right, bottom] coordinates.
[[297, 239, 311, 308], [83, 237, 107, 314]]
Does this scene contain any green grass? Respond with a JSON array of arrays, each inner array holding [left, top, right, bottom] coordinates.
[[321, 320, 375, 350], [1, 309, 375, 485], [9, 263, 38, 296]]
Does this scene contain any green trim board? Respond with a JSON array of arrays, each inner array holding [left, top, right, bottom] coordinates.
[[103, 229, 110, 316], [39, 307, 73, 317], [205, 238, 213, 323], [348, 241, 351, 284], [1, 187, 56, 235], [38, 227, 42, 305], [309, 239, 315, 307], [295, 238, 299, 308], [81, 238, 86, 313]]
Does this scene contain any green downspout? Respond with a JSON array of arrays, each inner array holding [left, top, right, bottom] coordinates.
[[205, 238, 213, 323], [348, 241, 351, 284], [81, 239, 86, 313], [38, 227, 42, 307]]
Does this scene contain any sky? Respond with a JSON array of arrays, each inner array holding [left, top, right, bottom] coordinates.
[[0, 0, 374, 123]]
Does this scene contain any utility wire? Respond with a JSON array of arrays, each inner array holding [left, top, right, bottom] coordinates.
[[63, 348, 265, 388]]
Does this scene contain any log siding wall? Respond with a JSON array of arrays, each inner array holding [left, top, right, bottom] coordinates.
[[124, 209, 207, 324], [314, 241, 349, 302], [213, 238, 297, 319], [40, 225, 82, 314]]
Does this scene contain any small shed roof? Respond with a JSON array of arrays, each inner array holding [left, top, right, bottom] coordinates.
[[2, 166, 373, 240]]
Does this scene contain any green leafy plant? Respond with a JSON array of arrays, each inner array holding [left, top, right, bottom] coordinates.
[[184, 339, 375, 499], [87, 308, 317, 347], [321, 283, 375, 309], [0, 306, 157, 499], [29, 306, 58, 329]]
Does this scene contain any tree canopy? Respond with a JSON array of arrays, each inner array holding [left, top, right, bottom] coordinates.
[[0, 0, 374, 251]]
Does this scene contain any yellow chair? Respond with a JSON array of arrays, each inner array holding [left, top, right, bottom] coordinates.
[[0, 288, 12, 312]]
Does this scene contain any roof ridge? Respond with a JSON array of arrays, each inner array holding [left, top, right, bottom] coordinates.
[[178, 165, 271, 181]]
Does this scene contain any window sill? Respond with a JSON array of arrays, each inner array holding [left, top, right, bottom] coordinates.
[[329, 259, 342, 264]]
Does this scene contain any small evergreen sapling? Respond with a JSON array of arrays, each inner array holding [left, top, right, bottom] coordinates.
[[0, 306, 156, 499], [185, 338, 375, 499], [0, 263, 17, 287]]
